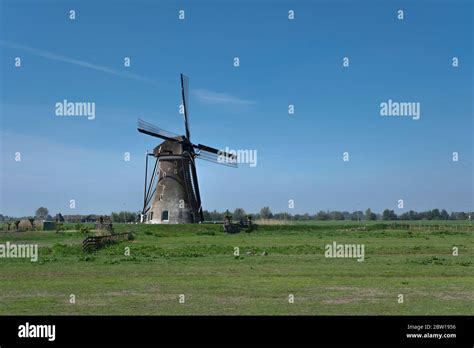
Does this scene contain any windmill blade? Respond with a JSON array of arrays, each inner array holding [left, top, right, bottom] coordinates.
[[195, 147, 238, 168], [180, 73, 191, 141], [188, 160, 204, 222], [137, 118, 181, 142], [197, 152, 238, 168], [194, 143, 237, 160]]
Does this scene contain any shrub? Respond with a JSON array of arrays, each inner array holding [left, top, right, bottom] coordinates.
[[55, 222, 65, 233], [79, 225, 91, 234]]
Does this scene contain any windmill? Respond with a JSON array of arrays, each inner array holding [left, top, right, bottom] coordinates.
[[138, 74, 237, 224]]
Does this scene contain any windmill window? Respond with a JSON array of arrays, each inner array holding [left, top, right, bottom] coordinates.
[[162, 211, 169, 221], [159, 193, 163, 201], [150, 212, 153, 220]]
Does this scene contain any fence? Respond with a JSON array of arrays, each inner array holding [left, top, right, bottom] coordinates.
[[82, 232, 132, 252]]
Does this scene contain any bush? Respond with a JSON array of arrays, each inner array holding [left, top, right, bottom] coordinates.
[[55, 222, 65, 233], [80, 225, 91, 234], [18, 219, 34, 231]]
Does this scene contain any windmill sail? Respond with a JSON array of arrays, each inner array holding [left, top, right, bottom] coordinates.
[[138, 119, 181, 142], [194, 144, 238, 167], [180, 73, 191, 141]]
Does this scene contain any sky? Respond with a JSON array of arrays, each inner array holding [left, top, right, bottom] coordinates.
[[0, 0, 472, 217]]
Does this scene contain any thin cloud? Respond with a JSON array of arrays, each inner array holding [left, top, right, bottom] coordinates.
[[0, 41, 159, 85], [192, 89, 256, 106]]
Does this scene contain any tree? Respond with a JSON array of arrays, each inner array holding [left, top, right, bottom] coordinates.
[[35, 207, 49, 220], [233, 208, 247, 222], [331, 211, 345, 220], [55, 213, 65, 222], [112, 212, 119, 222], [365, 208, 377, 221], [342, 211, 352, 220], [431, 209, 441, 220], [210, 210, 224, 221], [440, 209, 449, 220], [260, 206, 273, 219], [202, 210, 212, 221], [351, 211, 363, 221], [399, 212, 410, 220], [315, 210, 329, 220], [382, 209, 397, 220], [365, 208, 373, 221], [111, 211, 136, 223], [273, 213, 287, 220]]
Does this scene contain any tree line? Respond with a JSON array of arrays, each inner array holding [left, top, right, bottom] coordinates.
[[204, 207, 472, 222], [0, 208, 139, 223], [0, 207, 471, 223]]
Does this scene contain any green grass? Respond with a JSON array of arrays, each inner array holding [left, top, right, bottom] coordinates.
[[0, 222, 472, 315]]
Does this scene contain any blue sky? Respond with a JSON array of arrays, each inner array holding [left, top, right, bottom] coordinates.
[[0, 0, 472, 216]]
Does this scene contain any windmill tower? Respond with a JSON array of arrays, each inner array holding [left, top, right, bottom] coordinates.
[[138, 74, 237, 224]]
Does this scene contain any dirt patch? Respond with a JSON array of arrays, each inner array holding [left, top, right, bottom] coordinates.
[[321, 286, 385, 304]]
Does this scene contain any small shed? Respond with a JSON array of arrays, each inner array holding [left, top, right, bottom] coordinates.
[[43, 221, 56, 231]]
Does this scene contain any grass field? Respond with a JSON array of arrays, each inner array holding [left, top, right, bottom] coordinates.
[[0, 222, 472, 315]]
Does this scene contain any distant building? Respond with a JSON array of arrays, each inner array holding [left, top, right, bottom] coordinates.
[[42, 221, 56, 231]]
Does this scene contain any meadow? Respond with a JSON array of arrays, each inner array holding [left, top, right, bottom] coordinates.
[[0, 221, 472, 315]]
